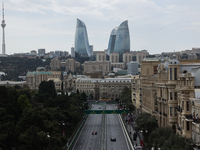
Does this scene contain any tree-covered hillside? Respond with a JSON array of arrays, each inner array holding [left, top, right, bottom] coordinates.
[[0, 57, 51, 80]]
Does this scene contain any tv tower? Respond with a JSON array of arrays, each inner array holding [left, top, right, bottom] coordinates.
[[1, 2, 6, 54]]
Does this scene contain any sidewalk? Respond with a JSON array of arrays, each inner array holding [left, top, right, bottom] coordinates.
[[124, 114, 145, 150]]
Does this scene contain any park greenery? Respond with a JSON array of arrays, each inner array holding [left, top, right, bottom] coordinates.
[[0, 80, 88, 150], [0, 57, 51, 81], [135, 113, 193, 150]]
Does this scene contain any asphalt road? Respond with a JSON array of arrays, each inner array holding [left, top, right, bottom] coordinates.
[[106, 104, 129, 150], [73, 104, 103, 150]]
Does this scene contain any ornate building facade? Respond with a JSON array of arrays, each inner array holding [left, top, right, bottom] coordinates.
[[50, 58, 80, 73], [26, 71, 61, 90], [132, 56, 200, 142], [76, 77, 131, 100]]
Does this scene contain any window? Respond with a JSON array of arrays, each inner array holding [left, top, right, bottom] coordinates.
[[174, 68, 177, 80], [170, 107, 173, 116], [174, 92, 177, 100], [187, 121, 189, 131], [154, 66, 158, 74], [187, 101, 190, 111], [170, 68, 172, 80], [170, 92, 173, 100], [160, 89, 162, 97], [175, 107, 177, 116]]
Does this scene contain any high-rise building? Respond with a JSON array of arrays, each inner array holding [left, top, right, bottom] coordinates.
[[90, 45, 93, 54], [38, 49, 45, 56], [110, 53, 119, 63], [96, 52, 106, 61], [123, 52, 132, 64], [74, 19, 92, 58], [1, 2, 6, 55], [127, 61, 138, 75], [107, 27, 118, 55], [107, 20, 130, 56], [71, 47, 75, 58]]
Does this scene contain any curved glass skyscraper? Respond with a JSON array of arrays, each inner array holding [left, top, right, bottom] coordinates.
[[107, 20, 130, 55], [107, 27, 118, 55], [75, 19, 92, 57]]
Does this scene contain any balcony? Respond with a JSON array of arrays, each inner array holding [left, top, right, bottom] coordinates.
[[157, 97, 161, 103], [193, 140, 200, 147], [159, 111, 162, 115], [185, 115, 193, 121], [177, 106, 182, 113], [163, 113, 167, 117], [177, 124, 182, 132], [192, 118, 200, 124]]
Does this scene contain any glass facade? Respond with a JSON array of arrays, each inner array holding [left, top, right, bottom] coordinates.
[[107, 27, 118, 55], [107, 20, 130, 55], [74, 19, 92, 57]]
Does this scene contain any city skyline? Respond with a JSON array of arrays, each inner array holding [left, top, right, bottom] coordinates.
[[2, 0, 200, 55]]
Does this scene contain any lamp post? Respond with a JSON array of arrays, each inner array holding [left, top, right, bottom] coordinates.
[[47, 132, 50, 150], [59, 121, 66, 137]]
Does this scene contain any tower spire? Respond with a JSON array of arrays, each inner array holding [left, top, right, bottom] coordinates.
[[2, 2, 4, 20], [1, 2, 6, 55]]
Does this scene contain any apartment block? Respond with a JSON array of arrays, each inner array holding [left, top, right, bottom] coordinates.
[[83, 61, 111, 73]]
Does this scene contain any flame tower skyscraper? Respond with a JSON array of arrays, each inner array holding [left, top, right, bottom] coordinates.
[[1, 2, 6, 54]]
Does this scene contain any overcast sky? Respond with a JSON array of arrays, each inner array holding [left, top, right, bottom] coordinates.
[[2, 0, 200, 55]]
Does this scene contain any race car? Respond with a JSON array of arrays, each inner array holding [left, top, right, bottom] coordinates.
[[110, 137, 116, 141], [92, 131, 97, 135]]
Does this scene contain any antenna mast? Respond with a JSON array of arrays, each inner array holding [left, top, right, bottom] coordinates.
[[2, 2, 4, 20]]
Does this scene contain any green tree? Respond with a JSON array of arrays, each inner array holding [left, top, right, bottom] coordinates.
[[80, 92, 87, 102], [120, 86, 135, 113], [0, 108, 19, 149], [18, 94, 32, 112], [38, 80, 56, 103], [17, 107, 66, 149], [0, 86, 8, 107], [44, 94, 70, 111], [135, 112, 158, 143], [147, 127, 193, 150], [76, 89, 80, 94]]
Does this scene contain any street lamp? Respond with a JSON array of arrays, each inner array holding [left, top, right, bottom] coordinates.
[[140, 130, 143, 134], [59, 121, 66, 137], [47, 132, 50, 150]]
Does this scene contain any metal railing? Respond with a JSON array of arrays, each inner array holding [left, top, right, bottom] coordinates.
[[62, 115, 87, 150]]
